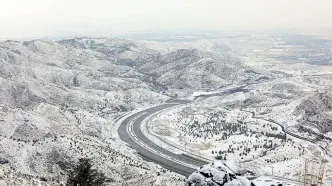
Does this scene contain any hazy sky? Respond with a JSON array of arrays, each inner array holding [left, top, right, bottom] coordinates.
[[1, 0, 332, 39]]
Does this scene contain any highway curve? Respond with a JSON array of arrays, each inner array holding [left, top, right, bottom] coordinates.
[[117, 86, 312, 183], [117, 101, 208, 177], [117, 87, 250, 177]]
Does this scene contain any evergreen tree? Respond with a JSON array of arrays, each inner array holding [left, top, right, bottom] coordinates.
[[66, 158, 106, 186]]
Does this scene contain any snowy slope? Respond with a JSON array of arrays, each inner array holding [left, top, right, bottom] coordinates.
[[0, 37, 251, 185], [294, 89, 332, 133], [0, 39, 176, 185]]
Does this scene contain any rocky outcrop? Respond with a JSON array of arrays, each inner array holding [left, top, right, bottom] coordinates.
[[186, 161, 250, 186]]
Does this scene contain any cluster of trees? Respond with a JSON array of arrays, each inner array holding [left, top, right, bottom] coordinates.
[[182, 115, 249, 140], [6, 135, 60, 147], [180, 111, 287, 143], [215, 154, 227, 160], [262, 124, 278, 131], [211, 138, 282, 159], [66, 158, 106, 186], [7, 158, 107, 186]]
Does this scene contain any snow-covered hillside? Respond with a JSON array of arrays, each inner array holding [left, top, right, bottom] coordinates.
[[59, 38, 254, 92], [0, 38, 174, 185], [1, 36, 332, 185], [146, 59, 332, 181], [294, 89, 332, 133], [0, 37, 251, 185]]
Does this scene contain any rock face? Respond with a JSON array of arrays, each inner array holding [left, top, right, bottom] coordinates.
[[186, 161, 250, 186]]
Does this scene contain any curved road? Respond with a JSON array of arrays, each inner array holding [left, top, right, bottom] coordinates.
[[118, 101, 208, 177], [240, 108, 330, 157], [117, 85, 325, 179], [117, 86, 250, 177]]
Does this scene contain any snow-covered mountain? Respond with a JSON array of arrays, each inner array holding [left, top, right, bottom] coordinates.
[[0, 37, 250, 185], [2, 35, 332, 185], [294, 89, 332, 134], [139, 48, 245, 90], [59, 38, 249, 91]]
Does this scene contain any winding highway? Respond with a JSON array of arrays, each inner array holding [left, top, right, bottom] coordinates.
[[117, 86, 250, 177], [117, 100, 208, 177], [117, 85, 325, 181]]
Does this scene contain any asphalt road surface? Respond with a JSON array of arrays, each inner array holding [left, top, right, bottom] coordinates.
[[117, 101, 208, 177]]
